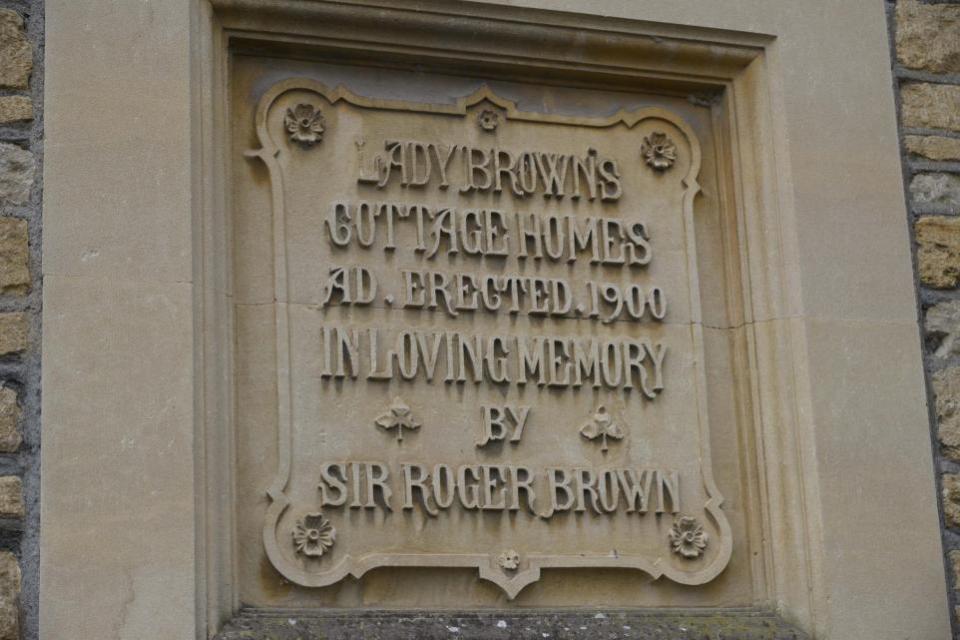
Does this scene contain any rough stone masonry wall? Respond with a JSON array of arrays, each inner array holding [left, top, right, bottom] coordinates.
[[0, 0, 39, 639], [888, 0, 960, 633]]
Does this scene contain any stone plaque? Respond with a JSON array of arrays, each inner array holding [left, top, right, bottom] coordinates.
[[234, 61, 749, 607]]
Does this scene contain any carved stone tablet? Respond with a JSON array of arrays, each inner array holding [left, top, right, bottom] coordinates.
[[233, 64, 744, 606]]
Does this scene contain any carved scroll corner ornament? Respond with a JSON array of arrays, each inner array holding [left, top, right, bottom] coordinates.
[[284, 103, 325, 148], [497, 549, 520, 572], [293, 512, 336, 558], [641, 131, 677, 171], [668, 516, 708, 559], [375, 396, 421, 442], [477, 108, 501, 132], [579, 405, 624, 452]]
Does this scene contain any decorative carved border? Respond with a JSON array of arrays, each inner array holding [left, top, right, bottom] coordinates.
[[246, 78, 733, 598]]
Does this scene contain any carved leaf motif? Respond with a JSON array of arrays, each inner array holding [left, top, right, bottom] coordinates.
[[579, 405, 624, 452], [375, 396, 421, 442]]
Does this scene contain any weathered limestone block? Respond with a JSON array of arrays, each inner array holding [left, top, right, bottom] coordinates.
[[0, 97, 30, 125], [0, 218, 28, 294], [0, 314, 27, 357], [911, 173, 960, 210], [897, 0, 960, 74], [0, 552, 18, 640], [0, 477, 22, 519], [0, 143, 33, 207], [943, 473, 960, 529], [0, 11, 29, 90], [926, 301, 960, 357], [933, 368, 960, 461], [0, 389, 19, 454], [951, 550, 960, 591], [916, 217, 960, 288], [905, 135, 960, 162], [901, 83, 960, 132]]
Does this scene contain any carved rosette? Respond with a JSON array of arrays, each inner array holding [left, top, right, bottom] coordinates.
[[284, 103, 325, 147], [477, 108, 500, 132], [668, 516, 708, 559], [293, 512, 336, 557], [497, 549, 520, 571], [641, 132, 677, 171]]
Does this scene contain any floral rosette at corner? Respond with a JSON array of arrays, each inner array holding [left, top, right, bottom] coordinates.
[[668, 516, 708, 559], [293, 512, 336, 557]]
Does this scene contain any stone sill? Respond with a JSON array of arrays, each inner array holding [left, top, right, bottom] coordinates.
[[215, 607, 809, 639]]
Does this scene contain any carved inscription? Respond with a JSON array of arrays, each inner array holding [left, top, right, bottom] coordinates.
[[318, 460, 680, 518], [246, 81, 733, 598]]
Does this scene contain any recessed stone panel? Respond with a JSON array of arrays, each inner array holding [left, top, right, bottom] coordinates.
[[232, 60, 750, 607]]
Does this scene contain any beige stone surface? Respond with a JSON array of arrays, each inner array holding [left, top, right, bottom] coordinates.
[[905, 135, 960, 162], [0, 314, 26, 356], [801, 316, 946, 639], [934, 368, 960, 462], [0, 388, 20, 454], [0, 97, 31, 125], [901, 83, 960, 132], [0, 218, 28, 294], [43, 0, 199, 635], [41, 1, 951, 639], [917, 216, 960, 288], [0, 143, 33, 208], [0, 477, 23, 519], [43, 3, 192, 284], [0, 552, 19, 640], [0, 10, 30, 90], [41, 275, 196, 639], [897, 0, 960, 74]]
